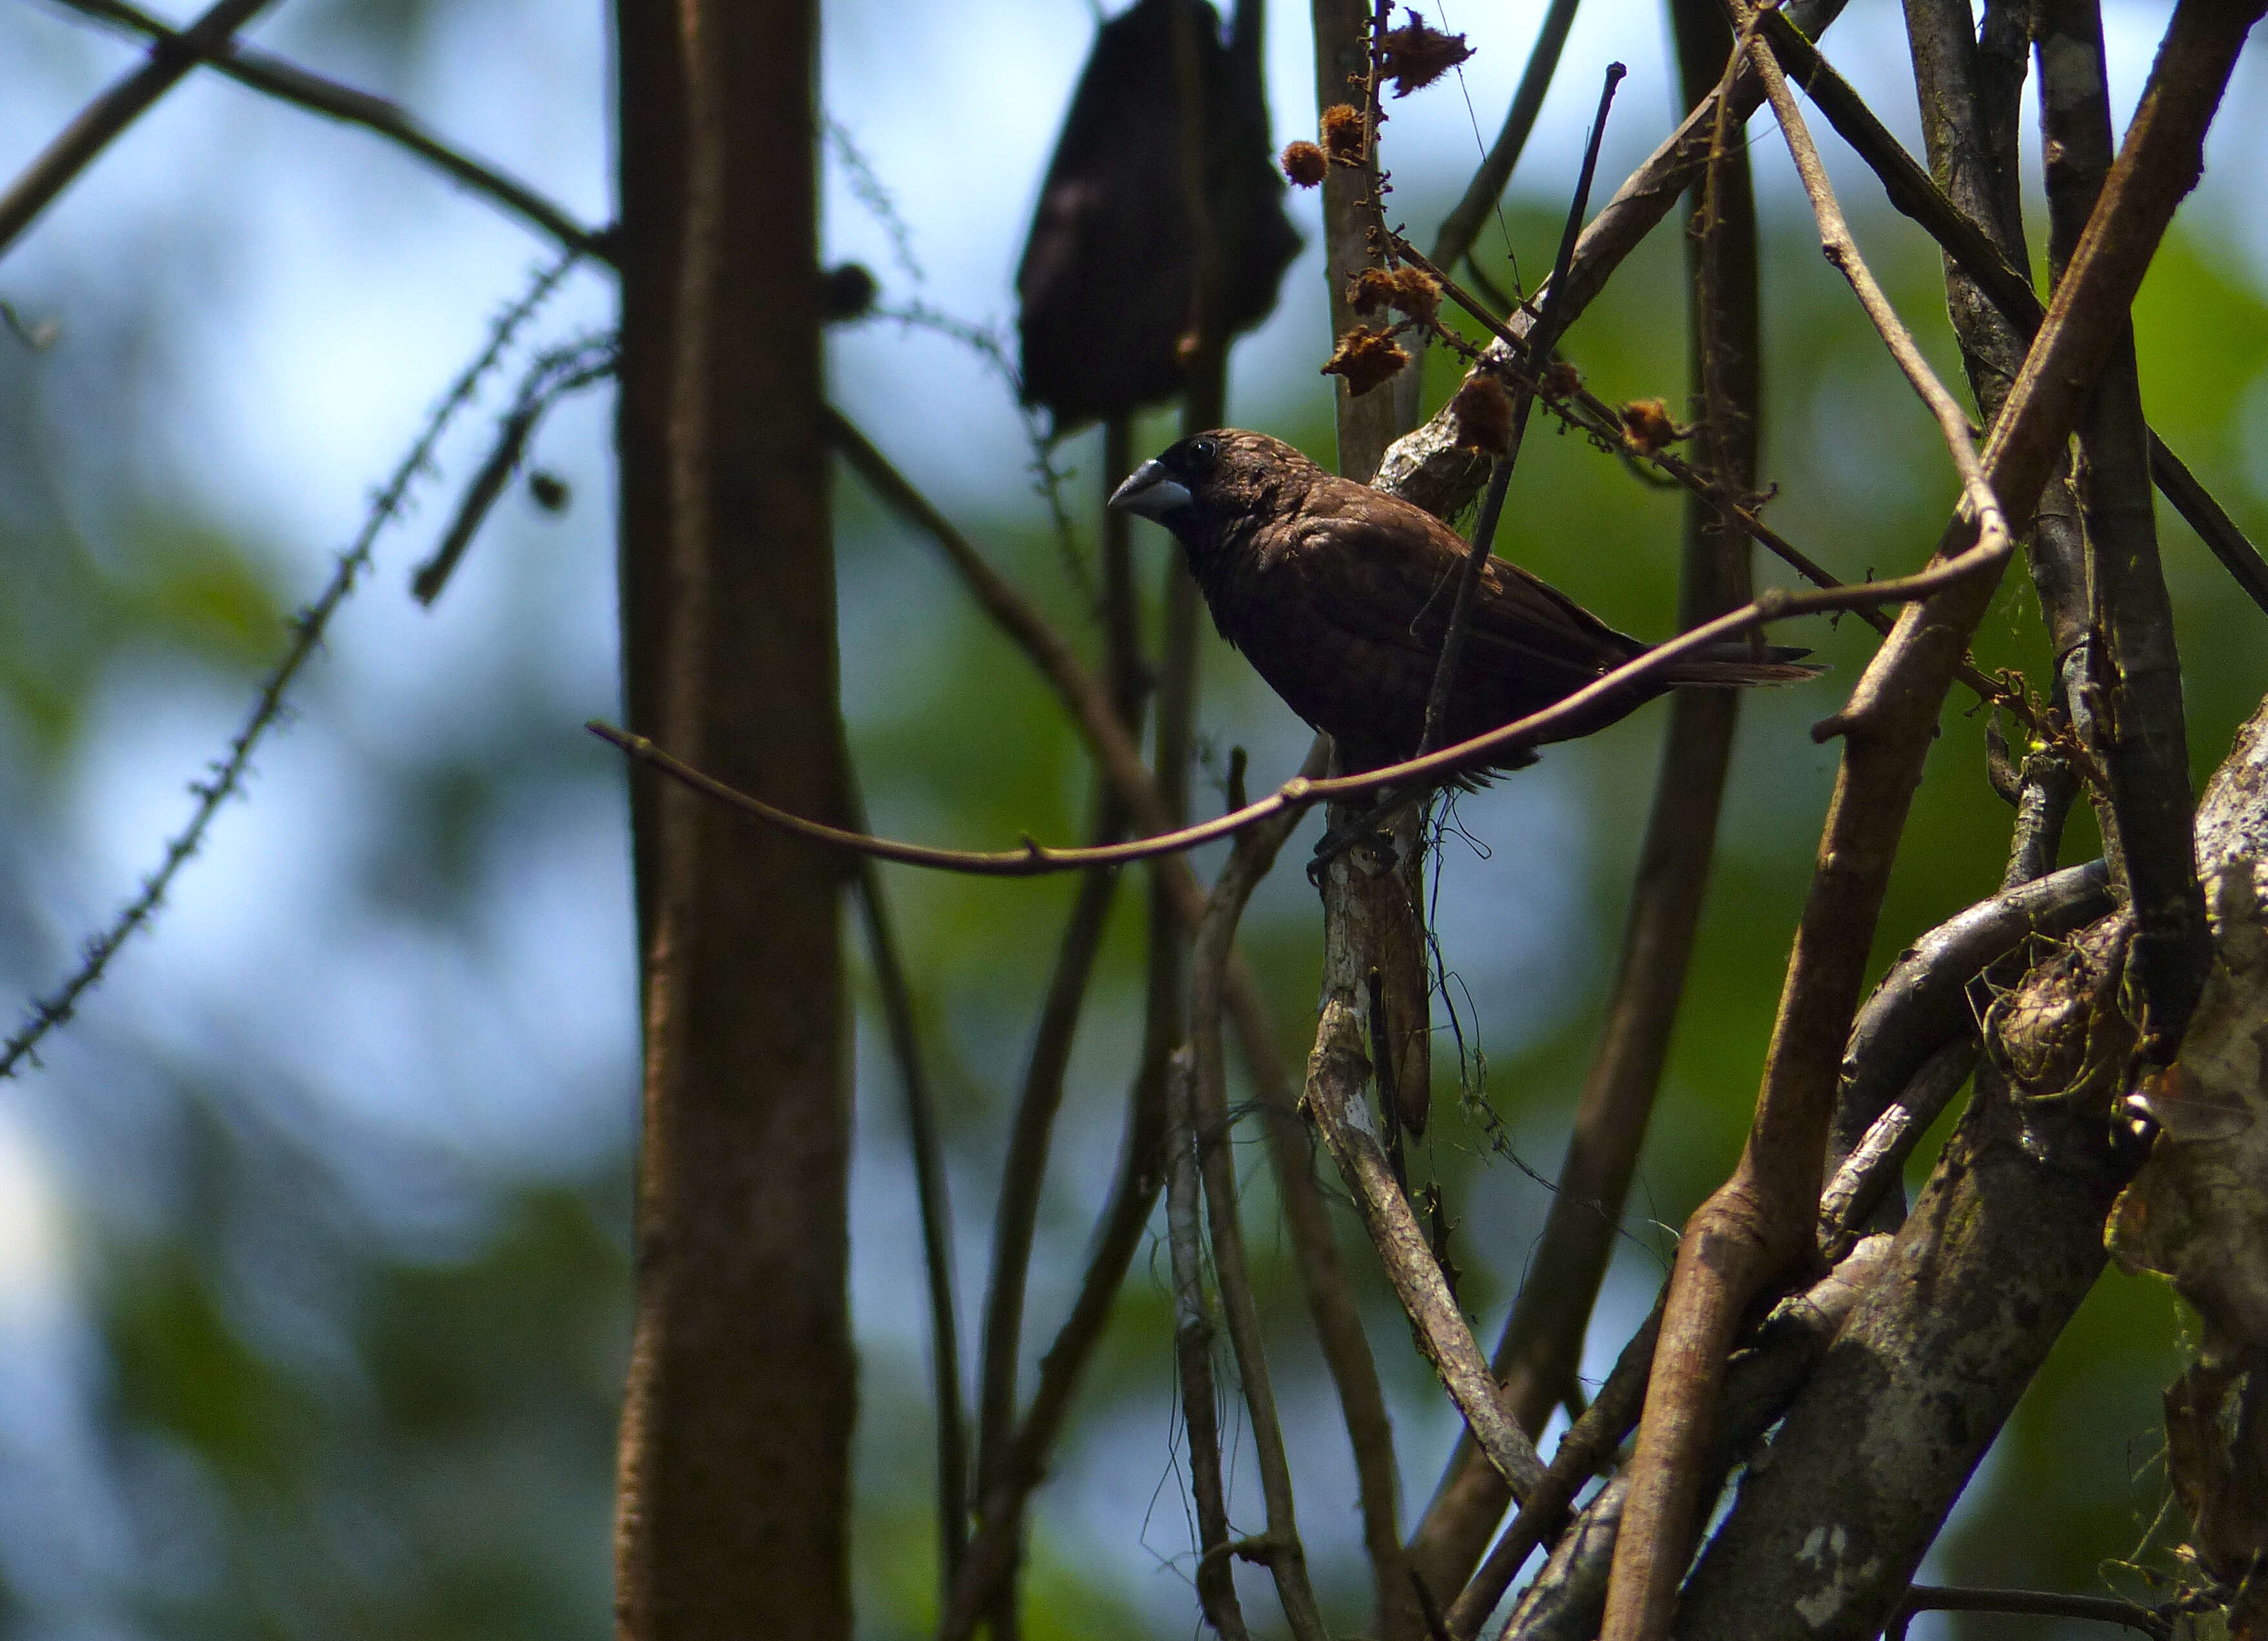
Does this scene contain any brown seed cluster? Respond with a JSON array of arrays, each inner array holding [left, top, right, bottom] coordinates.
[[1280, 140, 1327, 188], [1448, 371, 1514, 454], [1320, 103, 1368, 166], [1541, 359, 1582, 399], [1378, 14, 1475, 98], [1322, 325, 1410, 397], [1621, 398, 1680, 453], [1347, 264, 1441, 324]]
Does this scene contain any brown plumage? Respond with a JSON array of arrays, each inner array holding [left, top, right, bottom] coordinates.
[[1015, 0, 1300, 433], [1108, 429, 1818, 775]]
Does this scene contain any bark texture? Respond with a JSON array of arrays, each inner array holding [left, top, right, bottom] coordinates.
[[612, 1, 852, 1636]]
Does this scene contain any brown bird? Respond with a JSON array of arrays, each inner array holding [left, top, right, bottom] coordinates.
[[1109, 429, 1819, 775], [1017, 0, 1300, 433]]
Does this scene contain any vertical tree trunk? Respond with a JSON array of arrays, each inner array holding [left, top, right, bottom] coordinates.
[[612, 1, 852, 1638]]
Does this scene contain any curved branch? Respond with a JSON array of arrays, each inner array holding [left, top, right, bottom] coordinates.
[[36, 0, 610, 260], [584, 542, 2010, 880]]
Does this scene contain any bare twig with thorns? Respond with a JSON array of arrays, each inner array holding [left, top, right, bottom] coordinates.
[[0, 251, 579, 1079]]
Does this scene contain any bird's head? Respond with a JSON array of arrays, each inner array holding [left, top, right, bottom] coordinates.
[[1107, 429, 1317, 562]]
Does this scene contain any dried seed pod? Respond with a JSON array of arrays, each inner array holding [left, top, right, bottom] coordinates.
[[1622, 397, 1680, 453], [1280, 140, 1327, 187], [1320, 102, 1368, 165], [1322, 325, 1410, 397], [1448, 371, 1514, 454]]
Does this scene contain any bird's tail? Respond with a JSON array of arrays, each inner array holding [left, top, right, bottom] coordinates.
[[1658, 641, 1823, 688]]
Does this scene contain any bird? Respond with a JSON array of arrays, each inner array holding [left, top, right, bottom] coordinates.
[[1108, 429, 1820, 776], [1016, 0, 1300, 432]]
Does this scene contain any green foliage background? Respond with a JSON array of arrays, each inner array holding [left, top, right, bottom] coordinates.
[[1, 3, 2263, 1638]]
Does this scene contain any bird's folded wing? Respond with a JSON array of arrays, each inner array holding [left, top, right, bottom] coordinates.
[[1282, 501, 1639, 677]]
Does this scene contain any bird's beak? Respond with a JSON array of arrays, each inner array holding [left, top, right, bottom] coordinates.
[[1108, 460, 1194, 522]]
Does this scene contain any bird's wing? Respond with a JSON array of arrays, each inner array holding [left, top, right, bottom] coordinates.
[[1276, 482, 1642, 677]]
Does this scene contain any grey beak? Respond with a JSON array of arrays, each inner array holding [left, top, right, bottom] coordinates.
[[1108, 460, 1195, 522]]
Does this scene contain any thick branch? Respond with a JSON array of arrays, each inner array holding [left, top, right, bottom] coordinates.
[[2039, 0, 2212, 1055], [1601, 6, 2263, 1635], [1501, 1237, 1895, 1641]]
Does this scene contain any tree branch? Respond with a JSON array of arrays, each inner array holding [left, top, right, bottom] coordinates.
[[1763, 1, 2268, 618], [587, 531, 2015, 882], [845, 772, 967, 1599], [0, 0, 275, 261], [1601, 6, 2263, 1633], [2039, 0, 2214, 1057], [1889, 1586, 2172, 1641], [1165, 1046, 1253, 1640], [1408, 12, 1759, 1595], [34, 0, 610, 260], [1371, 0, 1854, 515], [1303, 998, 1548, 1500], [1501, 1236, 1897, 1641], [1189, 800, 1331, 1641]]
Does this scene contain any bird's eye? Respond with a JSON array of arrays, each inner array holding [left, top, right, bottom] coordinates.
[[1189, 436, 1218, 466]]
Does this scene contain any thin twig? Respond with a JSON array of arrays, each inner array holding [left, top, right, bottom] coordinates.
[[943, 1048, 1170, 1641], [35, 0, 610, 260], [866, 302, 1087, 602], [1410, 22, 1758, 1597], [1443, 1301, 1662, 1638], [1166, 1046, 1252, 1640], [412, 332, 618, 604], [584, 539, 2009, 880], [1, 251, 577, 1079], [0, 0, 275, 261], [972, 822, 1125, 1575], [1393, 230, 2080, 763], [1760, 5, 2268, 621], [1416, 63, 1623, 763], [1303, 998, 1548, 1501], [1189, 797, 1329, 1641], [1740, 8, 2004, 552], [1428, 0, 1581, 273], [970, 438, 1149, 1622], [1888, 1585, 2172, 1641], [844, 769, 966, 1599]]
